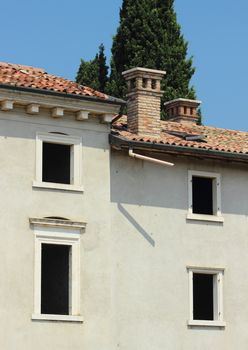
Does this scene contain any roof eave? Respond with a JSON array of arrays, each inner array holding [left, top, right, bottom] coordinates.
[[110, 134, 248, 165], [0, 84, 126, 107]]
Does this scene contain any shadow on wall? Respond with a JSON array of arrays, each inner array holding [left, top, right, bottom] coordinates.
[[110, 150, 187, 210], [110, 150, 248, 216], [117, 203, 155, 247]]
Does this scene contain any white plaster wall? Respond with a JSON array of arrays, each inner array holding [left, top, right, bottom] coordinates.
[[110, 150, 248, 350], [0, 107, 114, 350], [2, 103, 248, 350]]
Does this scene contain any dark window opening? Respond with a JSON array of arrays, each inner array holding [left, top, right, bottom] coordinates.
[[41, 244, 70, 315], [193, 273, 214, 320], [192, 176, 213, 215], [151, 79, 157, 89], [142, 78, 148, 88], [184, 106, 187, 115], [45, 216, 69, 220], [49, 132, 68, 136], [130, 78, 136, 89], [42, 142, 71, 184]]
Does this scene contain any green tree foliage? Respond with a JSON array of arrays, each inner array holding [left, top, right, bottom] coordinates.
[[76, 44, 108, 92], [197, 107, 203, 125], [98, 44, 109, 92], [76, 57, 99, 90], [107, 0, 196, 114]]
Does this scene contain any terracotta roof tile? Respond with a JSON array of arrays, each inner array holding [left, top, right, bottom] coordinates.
[[112, 115, 248, 155], [0, 62, 109, 101]]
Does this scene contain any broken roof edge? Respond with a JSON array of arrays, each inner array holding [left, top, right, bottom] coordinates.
[[0, 83, 126, 107], [109, 134, 248, 165]]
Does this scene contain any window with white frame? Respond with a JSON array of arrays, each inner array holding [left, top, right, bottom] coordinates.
[[30, 217, 85, 322], [187, 267, 225, 327], [33, 132, 83, 191], [187, 170, 223, 222]]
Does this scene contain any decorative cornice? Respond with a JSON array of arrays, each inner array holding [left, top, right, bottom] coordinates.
[[29, 217, 86, 230], [0, 87, 121, 124]]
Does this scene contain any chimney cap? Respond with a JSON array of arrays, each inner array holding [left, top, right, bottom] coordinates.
[[164, 98, 202, 124], [122, 67, 166, 78], [164, 98, 201, 107]]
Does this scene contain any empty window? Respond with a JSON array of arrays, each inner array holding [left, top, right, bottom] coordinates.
[[42, 143, 71, 184], [193, 273, 213, 320], [187, 171, 223, 222], [192, 176, 213, 214], [34, 133, 83, 191], [31, 217, 85, 322], [188, 267, 225, 327], [41, 244, 70, 315]]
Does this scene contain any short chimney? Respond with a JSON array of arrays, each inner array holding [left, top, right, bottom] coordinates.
[[122, 67, 166, 137], [164, 98, 201, 124]]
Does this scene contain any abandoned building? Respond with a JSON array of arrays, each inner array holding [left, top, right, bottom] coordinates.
[[1, 62, 248, 349]]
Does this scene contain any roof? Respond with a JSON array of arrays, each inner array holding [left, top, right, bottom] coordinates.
[[0, 62, 124, 104], [111, 116, 248, 160]]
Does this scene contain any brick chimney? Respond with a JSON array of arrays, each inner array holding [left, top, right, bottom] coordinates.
[[164, 98, 201, 124], [122, 67, 166, 137]]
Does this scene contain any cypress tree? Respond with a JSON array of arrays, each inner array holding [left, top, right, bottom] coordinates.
[[156, 0, 195, 102], [98, 44, 109, 92], [76, 44, 108, 92], [107, 0, 196, 115], [76, 57, 99, 91]]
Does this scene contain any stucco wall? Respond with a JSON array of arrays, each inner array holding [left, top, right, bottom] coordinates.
[[110, 149, 248, 350], [2, 104, 248, 350], [0, 107, 114, 350]]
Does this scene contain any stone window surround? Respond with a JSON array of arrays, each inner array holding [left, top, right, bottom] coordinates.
[[33, 132, 83, 192], [187, 266, 225, 328], [30, 217, 86, 322], [187, 170, 224, 223]]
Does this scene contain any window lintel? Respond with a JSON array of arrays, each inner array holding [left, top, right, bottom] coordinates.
[[29, 217, 86, 230]]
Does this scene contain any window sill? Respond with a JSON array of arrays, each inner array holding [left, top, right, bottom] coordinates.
[[33, 181, 84, 193], [32, 314, 83, 322], [186, 213, 224, 223], [188, 320, 226, 327]]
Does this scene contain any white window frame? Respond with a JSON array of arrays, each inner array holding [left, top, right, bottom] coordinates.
[[187, 170, 224, 222], [33, 132, 83, 192], [30, 218, 85, 322], [187, 266, 225, 327]]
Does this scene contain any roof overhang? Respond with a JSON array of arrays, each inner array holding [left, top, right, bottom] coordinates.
[[110, 133, 248, 165], [0, 83, 126, 107], [0, 85, 124, 121]]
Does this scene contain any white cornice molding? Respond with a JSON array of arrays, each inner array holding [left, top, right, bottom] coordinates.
[[29, 217, 86, 230], [76, 110, 89, 120], [0, 88, 121, 116], [52, 107, 64, 118], [101, 114, 113, 124], [1, 100, 14, 111], [26, 103, 40, 114]]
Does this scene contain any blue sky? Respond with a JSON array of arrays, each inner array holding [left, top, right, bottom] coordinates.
[[1, 0, 248, 131]]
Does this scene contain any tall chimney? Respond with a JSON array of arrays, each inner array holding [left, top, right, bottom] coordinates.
[[164, 98, 201, 124], [122, 67, 166, 137]]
